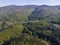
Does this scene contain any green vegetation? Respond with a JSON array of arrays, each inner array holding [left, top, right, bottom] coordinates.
[[2, 20, 60, 45], [0, 23, 24, 45], [2, 34, 50, 45], [0, 5, 60, 45]]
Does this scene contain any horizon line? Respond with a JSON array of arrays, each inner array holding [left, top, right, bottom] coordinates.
[[0, 4, 60, 7]]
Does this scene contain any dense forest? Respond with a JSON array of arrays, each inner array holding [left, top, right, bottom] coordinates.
[[0, 5, 60, 45]]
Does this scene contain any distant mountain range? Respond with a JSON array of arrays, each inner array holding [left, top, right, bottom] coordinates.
[[0, 5, 37, 15], [0, 5, 37, 22], [0, 5, 60, 22], [28, 5, 60, 23]]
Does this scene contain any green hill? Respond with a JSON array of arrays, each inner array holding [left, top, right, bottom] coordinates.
[[0, 5, 60, 45], [28, 5, 60, 24]]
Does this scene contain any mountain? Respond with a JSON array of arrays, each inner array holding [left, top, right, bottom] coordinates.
[[1, 5, 60, 22], [0, 5, 38, 21], [0, 5, 38, 30], [0, 5, 37, 15], [28, 5, 60, 24], [0, 5, 60, 45]]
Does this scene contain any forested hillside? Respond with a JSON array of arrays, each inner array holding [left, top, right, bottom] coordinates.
[[0, 5, 60, 45]]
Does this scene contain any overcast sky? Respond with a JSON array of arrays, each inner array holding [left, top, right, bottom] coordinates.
[[0, 0, 60, 7]]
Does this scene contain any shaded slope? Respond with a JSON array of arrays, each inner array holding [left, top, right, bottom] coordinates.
[[28, 5, 60, 23]]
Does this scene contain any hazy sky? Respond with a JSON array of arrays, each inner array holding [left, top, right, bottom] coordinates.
[[0, 0, 60, 6]]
